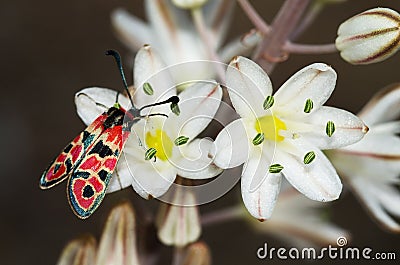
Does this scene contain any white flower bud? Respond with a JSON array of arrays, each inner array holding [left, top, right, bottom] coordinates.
[[57, 236, 96, 265], [172, 0, 208, 9], [335, 7, 400, 64], [156, 187, 201, 247], [97, 202, 140, 265]]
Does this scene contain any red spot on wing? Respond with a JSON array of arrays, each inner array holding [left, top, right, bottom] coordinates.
[[72, 176, 105, 211], [104, 157, 117, 171], [55, 154, 67, 163], [73, 179, 95, 210], [70, 145, 83, 163], [46, 163, 66, 181], [88, 176, 104, 193], [106, 127, 120, 143], [79, 156, 102, 171], [90, 114, 108, 130]]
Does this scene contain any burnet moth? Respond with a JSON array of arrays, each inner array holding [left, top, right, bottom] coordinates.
[[40, 50, 179, 219]]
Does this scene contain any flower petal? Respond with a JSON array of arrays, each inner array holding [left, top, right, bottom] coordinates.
[[374, 184, 400, 218], [121, 126, 177, 199], [213, 118, 252, 169], [358, 83, 400, 125], [299, 106, 367, 149], [133, 45, 176, 114], [129, 161, 176, 199], [342, 129, 400, 157], [328, 149, 400, 184], [106, 162, 133, 194], [75, 87, 130, 125], [278, 140, 342, 201], [241, 151, 282, 220], [163, 82, 222, 139], [111, 9, 153, 51], [175, 138, 222, 179], [349, 177, 400, 232], [274, 63, 336, 114], [146, 0, 191, 46], [145, 0, 209, 84], [226, 56, 272, 118], [256, 189, 349, 247]]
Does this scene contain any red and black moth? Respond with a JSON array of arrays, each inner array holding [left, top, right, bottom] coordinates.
[[40, 50, 179, 219]]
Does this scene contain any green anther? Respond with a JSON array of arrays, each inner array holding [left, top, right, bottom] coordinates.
[[145, 148, 157, 161], [263, 95, 274, 110], [304, 98, 313, 113], [269, 164, 284, 173], [174, 136, 189, 146], [171, 102, 180, 116], [252, 133, 265, 146], [113, 102, 121, 108], [143, 82, 154, 95], [326, 121, 335, 137], [304, 151, 316, 164]]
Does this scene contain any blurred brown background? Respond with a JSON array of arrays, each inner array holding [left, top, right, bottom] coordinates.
[[1, 0, 400, 264]]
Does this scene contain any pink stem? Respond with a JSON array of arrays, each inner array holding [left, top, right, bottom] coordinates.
[[201, 206, 244, 226], [284, 42, 337, 54], [253, 0, 311, 73], [237, 0, 270, 34]]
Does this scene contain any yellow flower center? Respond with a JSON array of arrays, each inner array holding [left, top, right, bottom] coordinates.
[[145, 129, 173, 161], [254, 115, 287, 142]]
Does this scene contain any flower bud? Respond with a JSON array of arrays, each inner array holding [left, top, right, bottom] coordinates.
[[335, 7, 400, 64], [57, 236, 96, 265], [183, 242, 211, 265], [156, 186, 201, 247], [172, 0, 208, 9], [97, 202, 140, 265]]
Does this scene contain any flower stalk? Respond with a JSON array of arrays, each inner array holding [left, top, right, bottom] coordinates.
[[252, 0, 311, 73]]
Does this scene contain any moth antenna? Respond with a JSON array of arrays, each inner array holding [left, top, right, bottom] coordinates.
[[139, 96, 179, 111], [105, 50, 135, 107], [147, 113, 168, 118], [115, 92, 120, 104]]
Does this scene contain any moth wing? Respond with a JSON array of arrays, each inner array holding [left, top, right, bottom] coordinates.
[[67, 124, 130, 218], [39, 113, 108, 189]]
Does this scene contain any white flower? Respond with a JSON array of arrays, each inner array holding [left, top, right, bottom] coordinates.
[[336, 7, 400, 65], [212, 56, 367, 220], [250, 185, 349, 247], [75, 45, 222, 199], [327, 84, 400, 232], [111, 0, 248, 84]]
